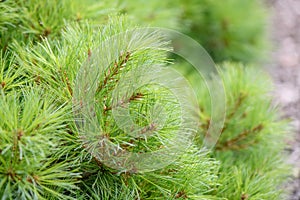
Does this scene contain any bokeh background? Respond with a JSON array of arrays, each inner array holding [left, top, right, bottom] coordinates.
[[266, 0, 300, 199]]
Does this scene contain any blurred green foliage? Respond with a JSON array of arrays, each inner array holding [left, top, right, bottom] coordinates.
[[120, 0, 269, 63], [1, 0, 269, 64]]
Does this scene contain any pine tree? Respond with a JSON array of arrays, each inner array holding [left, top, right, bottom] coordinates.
[[0, 0, 290, 199]]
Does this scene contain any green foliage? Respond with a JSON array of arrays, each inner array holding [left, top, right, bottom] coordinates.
[[1, 0, 269, 63], [214, 146, 288, 200], [0, 1, 19, 32], [0, 0, 117, 51], [118, 0, 181, 29], [0, 1, 290, 200], [192, 63, 283, 150], [0, 50, 27, 92], [182, 0, 269, 63], [120, 0, 269, 63], [2, 17, 220, 199], [0, 89, 79, 199], [75, 146, 219, 199], [177, 62, 290, 199]]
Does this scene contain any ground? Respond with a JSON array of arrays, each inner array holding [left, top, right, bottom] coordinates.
[[266, 0, 300, 199]]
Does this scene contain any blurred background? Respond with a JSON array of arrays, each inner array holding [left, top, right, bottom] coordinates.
[[266, 0, 300, 199]]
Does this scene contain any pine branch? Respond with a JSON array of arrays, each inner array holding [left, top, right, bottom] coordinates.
[[227, 92, 247, 120], [103, 92, 144, 112], [97, 51, 131, 93], [216, 124, 264, 151]]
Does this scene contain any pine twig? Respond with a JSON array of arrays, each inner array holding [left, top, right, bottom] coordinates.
[[103, 92, 144, 112], [97, 51, 130, 93], [216, 124, 264, 151], [227, 92, 247, 120]]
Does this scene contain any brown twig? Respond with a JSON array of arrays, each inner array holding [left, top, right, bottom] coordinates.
[[97, 51, 130, 93], [139, 123, 157, 134], [227, 92, 247, 120], [87, 48, 92, 59], [241, 193, 249, 200], [1, 81, 6, 88], [200, 92, 246, 133], [216, 124, 264, 151], [103, 92, 144, 112], [63, 71, 73, 96], [175, 190, 188, 199]]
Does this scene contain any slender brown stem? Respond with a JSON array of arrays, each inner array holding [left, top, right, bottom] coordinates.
[[103, 92, 144, 112], [216, 124, 263, 151], [97, 51, 130, 93], [64, 71, 73, 96], [227, 92, 247, 120], [201, 92, 247, 136], [175, 190, 188, 199]]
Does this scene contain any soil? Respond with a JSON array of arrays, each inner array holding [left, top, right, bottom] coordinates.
[[265, 0, 300, 199]]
